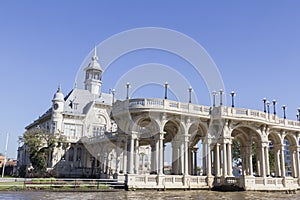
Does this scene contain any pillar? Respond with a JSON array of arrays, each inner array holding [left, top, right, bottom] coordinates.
[[151, 144, 156, 173], [159, 132, 164, 174], [290, 147, 296, 177], [222, 143, 227, 177], [296, 147, 300, 178], [172, 141, 179, 174], [275, 147, 281, 177], [155, 136, 159, 174], [280, 145, 286, 177], [115, 139, 120, 174], [188, 148, 192, 175], [129, 137, 134, 174], [265, 146, 270, 176], [227, 143, 233, 176], [184, 135, 189, 175], [215, 144, 220, 176], [135, 139, 139, 174], [260, 145, 266, 177], [123, 139, 127, 173], [194, 148, 198, 175], [249, 145, 253, 176], [207, 142, 212, 176], [202, 142, 207, 175]]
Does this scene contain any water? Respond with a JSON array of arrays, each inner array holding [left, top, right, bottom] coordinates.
[[0, 190, 298, 200]]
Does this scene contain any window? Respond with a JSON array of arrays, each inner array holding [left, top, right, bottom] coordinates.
[[77, 147, 82, 161], [64, 124, 83, 137], [68, 147, 74, 162], [93, 125, 106, 137]]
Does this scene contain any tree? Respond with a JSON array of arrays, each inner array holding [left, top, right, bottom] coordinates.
[[232, 138, 242, 167], [22, 128, 66, 177]]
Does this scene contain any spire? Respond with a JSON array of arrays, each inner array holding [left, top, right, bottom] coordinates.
[[57, 84, 62, 92], [92, 46, 98, 61]]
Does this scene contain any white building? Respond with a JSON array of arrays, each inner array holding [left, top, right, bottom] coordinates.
[[17, 48, 300, 191]]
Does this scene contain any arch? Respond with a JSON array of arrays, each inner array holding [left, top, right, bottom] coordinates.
[[188, 121, 207, 147], [231, 125, 262, 177]]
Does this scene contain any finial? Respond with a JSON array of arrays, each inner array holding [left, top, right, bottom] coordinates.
[[74, 82, 77, 89], [57, 84, 62, 92], [92, 46, 98, 61]]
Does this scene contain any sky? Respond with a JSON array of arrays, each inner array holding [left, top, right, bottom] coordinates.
[[1, 0, 300, 158]]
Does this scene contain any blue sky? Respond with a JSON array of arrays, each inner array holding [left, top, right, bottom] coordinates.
[[1, 1, 300, 158]]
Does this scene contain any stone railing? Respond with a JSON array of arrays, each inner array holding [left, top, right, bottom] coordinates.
[[114, 98, 300, 130]]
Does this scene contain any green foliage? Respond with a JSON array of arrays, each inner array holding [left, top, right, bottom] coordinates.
[[21, 128, 66, 177], [232, 138, 242, 166]]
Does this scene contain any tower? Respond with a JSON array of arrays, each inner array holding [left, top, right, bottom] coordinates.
[[84, 47, 103, 95], [51, 85, 64, 134]]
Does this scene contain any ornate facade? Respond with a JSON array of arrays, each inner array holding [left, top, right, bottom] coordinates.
[[18, 49, 300, 191]]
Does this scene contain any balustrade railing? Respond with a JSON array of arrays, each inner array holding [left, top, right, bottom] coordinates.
[[114, 98, 300, 129]]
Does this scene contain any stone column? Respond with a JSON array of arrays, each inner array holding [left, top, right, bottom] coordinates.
[[265, 146, 270, 176], [151, 144, 156, 173], [202, 142, 207, 175], [155, 136, 159, 174], [260, 145, 266, 177], [248, 139, 253, 176], [184, 135, 189, 175], [172, 141, 178, 175], [256, 148, 261, 176], [227, 143, 233, 176], [222, 143, 227, 177], [123, 139, 127, 174], [158, 132, 164, 175], [188, 148, 192, 175], [289, 147, 296, 177], [207, 142, 212, 176], [280, 145, 286, 177], [129, 137, 134, 174], [296, 147, 300, 178], [135, 139, 139, 174], [215, 144, 220, 176], [115, 139, 120, 174], [194, 148, 198, 175], [275, 146, 281, 177]]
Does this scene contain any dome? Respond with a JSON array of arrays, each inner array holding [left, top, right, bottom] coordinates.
[[53, 86, 64, 101]]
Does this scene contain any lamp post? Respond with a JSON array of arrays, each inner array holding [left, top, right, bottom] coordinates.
[[297, 108, 300, 121], [164, 82, 169, 99], [126, 82, 130, 100], [263, 98, 267, 113], [272, 100, 276, 115], [110, 88, 116, 104], [230, 91, 235, 108], [282, 105, 286, 119], [212, 91, 217, 107], [188, 87, 192, 103], [266, 101, 270, 114], [219, 89, 224, 106]]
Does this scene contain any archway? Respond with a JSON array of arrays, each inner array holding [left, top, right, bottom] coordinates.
[[188, 122, 207, 176], [163, 119, 183, 175], [231, 126, 261, 177]]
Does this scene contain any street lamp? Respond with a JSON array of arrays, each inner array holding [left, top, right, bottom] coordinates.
[[230, 91, 235, 108], [219, 89, 224, 106], [110, 88, 116, 104], [164, 82, 169, 99], [297, 108, 300, 121], [263, 98, 267, 113], [126, 82, 130, 100], [266, 101, 270, 114], [212, 90, 217, 107], [282, 105, 286, 119], [188, 87, 192, 103], [272, 100, 276, 115]]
